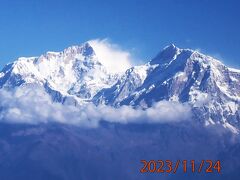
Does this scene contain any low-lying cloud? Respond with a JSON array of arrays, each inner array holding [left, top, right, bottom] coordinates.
[[0, 87, 192, 127]]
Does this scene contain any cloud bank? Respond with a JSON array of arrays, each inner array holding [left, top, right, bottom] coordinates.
[[0, 87, 192, 127], [88, 39, 134, 73]]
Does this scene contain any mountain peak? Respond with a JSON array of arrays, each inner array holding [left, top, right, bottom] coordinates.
[[80, 42, 95, 56], [164, 43, 177, 50], [62, 42, 96, 57], [150, 43, 181, 65]]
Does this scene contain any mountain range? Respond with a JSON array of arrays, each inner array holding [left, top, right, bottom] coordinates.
[[0, 42, 239, 133]]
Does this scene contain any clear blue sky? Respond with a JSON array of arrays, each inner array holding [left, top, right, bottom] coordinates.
[[0, 0, 240, 69]]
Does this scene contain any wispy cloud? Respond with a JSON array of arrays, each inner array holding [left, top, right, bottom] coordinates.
[[88, 39, 134, 73]]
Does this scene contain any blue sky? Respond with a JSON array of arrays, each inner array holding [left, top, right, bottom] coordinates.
[[0, 0, 240, 69]]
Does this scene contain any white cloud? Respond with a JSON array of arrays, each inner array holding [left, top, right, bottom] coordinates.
[[0, 87, 192, 127], [88, 39, 134, 73]]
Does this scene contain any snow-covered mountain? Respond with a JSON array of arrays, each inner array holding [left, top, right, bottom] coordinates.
[[0, 43, 239, 133], [0, 42, 118, 104], [94, 44, 240, 132]]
